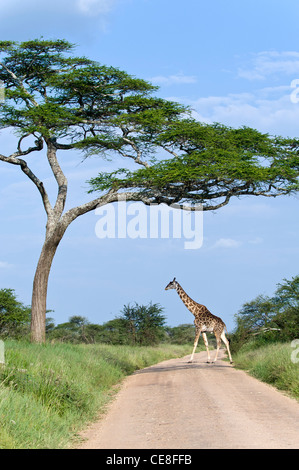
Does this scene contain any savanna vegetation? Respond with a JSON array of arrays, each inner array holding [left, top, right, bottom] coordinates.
[[0, 273, 298, 448], [0, 290, 195, 345], [1, 37, 298, 449], [232, 342, 299, 400], [230, 274, 299, 401], [231, 274, 299, 352], [0, 341, 192, 448], [0, 291, 198, 448], [1, 39, 298, 343]]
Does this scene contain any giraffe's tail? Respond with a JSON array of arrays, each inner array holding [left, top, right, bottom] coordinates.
[[224, 325, 231, 344]]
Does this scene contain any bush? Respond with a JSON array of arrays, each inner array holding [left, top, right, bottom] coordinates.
[[233, 342, 299, 400], [0, 289, 30, 338], [0, 340, 191, 448], [232, 275, 299, 352]]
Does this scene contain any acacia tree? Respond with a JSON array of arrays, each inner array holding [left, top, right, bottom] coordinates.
[[232, 275, 299, 349], [0, 39, 184, 343], [120, 302, 166, 345], [0, 39, 298, 343], [89, 121, 299, 209]]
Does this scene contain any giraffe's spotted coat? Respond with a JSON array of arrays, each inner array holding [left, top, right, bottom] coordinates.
[[165, 278, 233, 363]]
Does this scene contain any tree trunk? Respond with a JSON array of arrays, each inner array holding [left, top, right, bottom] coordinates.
[[30, 233, 62, 343], [29, 190, 119, 343]]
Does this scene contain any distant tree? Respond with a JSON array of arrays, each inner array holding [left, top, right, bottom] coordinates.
[[83, 323, 105, 344], [232, 274, 299, 350], [48, 315, 89, 343], [97, 318, 129, 345], [166, 323, 195, 344], [272, 275, 299, 340], [234, 295, 276, 334], [120, 302, 166, 345], [45, 316, 56, 334], [274, 275, 299, 310], [0, 288, 30, 337]]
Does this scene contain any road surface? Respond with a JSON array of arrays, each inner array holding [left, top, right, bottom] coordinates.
[[78, 350, 299, 449]]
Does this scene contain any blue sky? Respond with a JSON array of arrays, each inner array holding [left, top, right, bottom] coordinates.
[[0, 0, 299, 331]]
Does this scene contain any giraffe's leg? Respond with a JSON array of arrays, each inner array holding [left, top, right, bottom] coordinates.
[[202, 332, 211, 363], [189, 329, 201, 363], [213, 334, 221, 362], [221, 331, 233, 363]]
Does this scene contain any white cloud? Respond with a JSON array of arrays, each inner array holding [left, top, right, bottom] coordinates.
[[207, 235, 263, 251], [0, 261, 12, 268], [76, 0, 117, 15], [149, 73, 197, 87], [188, 85, 299, 136], [168, 51, 299, 136], [212, 238, 242, 249], [238, 51, 299, 81]]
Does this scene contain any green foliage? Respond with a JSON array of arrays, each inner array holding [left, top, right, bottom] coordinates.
[[2, 39, 297, 215], [0, 289, 30, 338], [233, 342, 299, 400], [232, 275, 299, 352], [119, 302, 166, 346], [0, 340, 191, 448], [49, 315, 90, 343], [166, 323, 195, 344], [272, 276, 299, 340], [88, 122, 299, 209], [0, 38, 179, 148], [86, 302, 167, 346], [96, 318, 128, 344], [0, 287, 194, 346]]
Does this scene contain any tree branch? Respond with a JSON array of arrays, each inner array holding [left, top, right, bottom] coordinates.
[[60, 189, 155, 228], [121, 136, 149, 168], [16, 134, 43, 156], [0, 152, 52, 216], [158, 143, 179, 158], [118, 148, 150, 168], [0, 61, 38, 107], [45, 139, 68, 216]]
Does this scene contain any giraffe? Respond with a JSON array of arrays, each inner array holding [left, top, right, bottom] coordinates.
[[165, 278, 233, 364]]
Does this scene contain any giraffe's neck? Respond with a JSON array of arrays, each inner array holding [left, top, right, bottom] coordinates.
[[175, 283, 198, 316]]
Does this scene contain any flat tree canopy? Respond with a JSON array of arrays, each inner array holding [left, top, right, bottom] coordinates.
[[0, 39, 298, 342], [89, 121, 299, 209]]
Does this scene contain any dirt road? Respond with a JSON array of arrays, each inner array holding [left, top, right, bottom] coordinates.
[[78, 350, 299, 449]]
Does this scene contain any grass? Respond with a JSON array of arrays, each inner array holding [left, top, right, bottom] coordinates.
[[0, 340, 192, 449], [233, 341, 299, 401], [4, 339, 297, 447]]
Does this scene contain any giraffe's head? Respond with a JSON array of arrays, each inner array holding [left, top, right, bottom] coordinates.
[[165, 277, 178, 290]]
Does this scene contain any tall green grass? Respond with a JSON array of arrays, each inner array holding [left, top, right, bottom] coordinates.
[[233, 342, 299, 400], [0, 341, 192, 449]]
